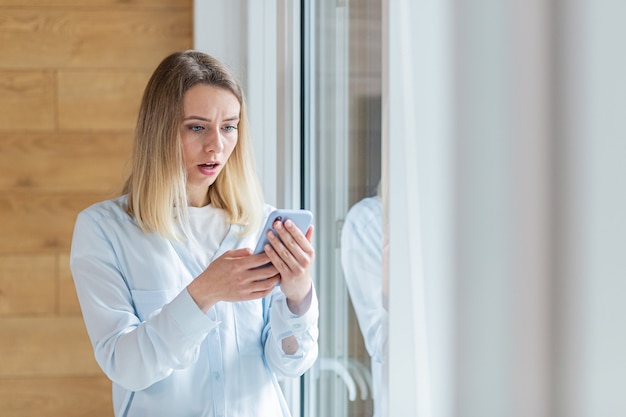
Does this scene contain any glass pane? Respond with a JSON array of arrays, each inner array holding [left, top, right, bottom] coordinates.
[[303, 1, 383, 416]]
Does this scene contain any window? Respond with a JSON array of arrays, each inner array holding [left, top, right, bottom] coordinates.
[[301, 1, 383, 416]]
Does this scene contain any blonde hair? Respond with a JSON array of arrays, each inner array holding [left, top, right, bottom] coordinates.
[[122, 50, 264, 239]]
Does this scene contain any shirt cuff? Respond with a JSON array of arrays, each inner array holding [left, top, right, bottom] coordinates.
[[163, 288, 220, 339], [270, 286, 319, 341]]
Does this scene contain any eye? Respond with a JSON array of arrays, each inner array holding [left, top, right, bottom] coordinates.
[[223, 125, 238, 133], [189, 125, 204, 132]]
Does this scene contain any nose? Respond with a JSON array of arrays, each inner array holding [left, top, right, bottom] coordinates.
[[204, 127, 224, 153]]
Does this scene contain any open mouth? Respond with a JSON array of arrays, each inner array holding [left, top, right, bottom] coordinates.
[[199, 162, 218, 169]]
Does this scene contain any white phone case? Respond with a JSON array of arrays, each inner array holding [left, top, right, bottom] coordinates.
[[253, 209, 313, 254]]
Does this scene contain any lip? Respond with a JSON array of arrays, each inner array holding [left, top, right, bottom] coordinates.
[[197, 161, 220, 176]]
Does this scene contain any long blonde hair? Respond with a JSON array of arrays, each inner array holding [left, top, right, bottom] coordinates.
[[123, 50, 264, 239]]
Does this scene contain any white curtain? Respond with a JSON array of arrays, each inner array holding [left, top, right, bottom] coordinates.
[[383, 0, 626, 417], [383, 0, 452, 416]]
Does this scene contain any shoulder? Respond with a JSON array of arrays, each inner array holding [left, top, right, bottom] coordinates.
[[262, 203, 276, 218], [72, 195, 163, 258], [342, 196, 383, 250], [76, 195, 134, 227], [253, 203, 276, 233], [345, 196, 382, 226]]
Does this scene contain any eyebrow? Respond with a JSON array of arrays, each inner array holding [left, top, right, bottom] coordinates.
[[182, 115, 240, 122]]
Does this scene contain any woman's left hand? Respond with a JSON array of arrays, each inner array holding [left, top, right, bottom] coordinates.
[[263, 219, 315, 315]]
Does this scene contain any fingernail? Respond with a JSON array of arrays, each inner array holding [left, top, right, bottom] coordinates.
[[284, 219, 293, 228]]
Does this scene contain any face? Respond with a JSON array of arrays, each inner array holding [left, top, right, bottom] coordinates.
[[180, 84, 240, 207]]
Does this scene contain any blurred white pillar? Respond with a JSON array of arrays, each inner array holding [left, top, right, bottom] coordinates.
[[453, 1, 553, 417], [384, 0, 553, 416], [556, 1, 626, 416]]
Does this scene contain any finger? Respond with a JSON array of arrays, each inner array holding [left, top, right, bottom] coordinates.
[[272, 220, 299, 250], [266, 229, 299, 270], [282, 220, 314, 255], [278, 221, 314, 266], [263, 241, 288, 271], [239, 286, 276, 301], [230, 272, 278, 300], [223, 247, 254, 258], [249, 263, 279, 280], [243, 252, 273, 270], [271, 221, 309, 260], [251, 275, 280, 293], [266, 242, 310, 282]]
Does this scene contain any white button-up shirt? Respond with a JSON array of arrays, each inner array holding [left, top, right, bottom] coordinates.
[[70, 196, 319, 417], [341, 196, 387, 417]]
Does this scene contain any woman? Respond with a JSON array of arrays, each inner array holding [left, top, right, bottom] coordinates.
[[70, 50, 318, 417]]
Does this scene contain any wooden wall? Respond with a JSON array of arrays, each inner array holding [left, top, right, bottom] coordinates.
[[0, 1, 192, 415]]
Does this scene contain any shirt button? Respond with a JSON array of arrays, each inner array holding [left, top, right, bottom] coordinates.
[[293, 323, 302, 329], [213, 372, 221, 381]]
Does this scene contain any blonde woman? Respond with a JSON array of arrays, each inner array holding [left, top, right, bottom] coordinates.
[[70, 51, 318, 417]]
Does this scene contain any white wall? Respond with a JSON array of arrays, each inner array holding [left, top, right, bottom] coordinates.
[[453, 0, 552, 416]]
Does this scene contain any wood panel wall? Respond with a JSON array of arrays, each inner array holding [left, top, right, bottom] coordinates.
[[0, 1, 192, 415]]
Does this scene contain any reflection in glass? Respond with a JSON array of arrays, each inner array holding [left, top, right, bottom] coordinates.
[[341, 187, 387, 417], [305, 0, 382, 416]]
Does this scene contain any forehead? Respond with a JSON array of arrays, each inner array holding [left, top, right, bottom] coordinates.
[[182, 84, 240, 116]]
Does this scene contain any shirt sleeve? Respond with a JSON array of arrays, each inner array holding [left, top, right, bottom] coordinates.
[[70, 210, 218, 391], [264, 285, 320, 378], [341, 199, 388, 363]]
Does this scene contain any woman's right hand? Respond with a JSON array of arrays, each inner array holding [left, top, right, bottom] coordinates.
[[187, 248, 280, 312]]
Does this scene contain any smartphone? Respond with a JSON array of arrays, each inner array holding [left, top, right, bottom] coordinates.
[[253, 209, 313, 254]]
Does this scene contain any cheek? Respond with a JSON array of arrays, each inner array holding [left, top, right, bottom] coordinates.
[[224, 138, 238, 159], [180, 137, 196, 163]]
